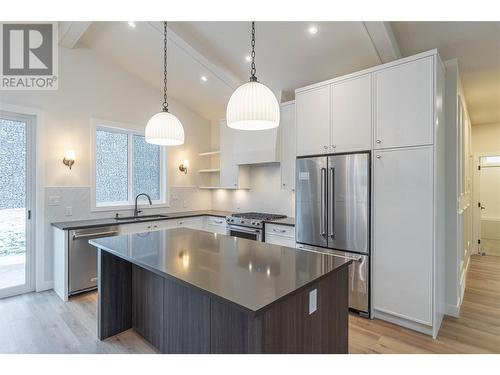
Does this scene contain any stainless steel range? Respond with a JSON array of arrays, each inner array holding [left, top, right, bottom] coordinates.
[[226, 212, 287, 241]]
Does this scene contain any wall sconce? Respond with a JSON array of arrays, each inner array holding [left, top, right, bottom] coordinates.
[[179, 159, 189, 174], [63, 150, 76, 170]]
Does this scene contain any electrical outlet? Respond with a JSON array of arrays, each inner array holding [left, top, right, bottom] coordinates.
[[309, 289, 317, 315], [64, 206, 73, 216]]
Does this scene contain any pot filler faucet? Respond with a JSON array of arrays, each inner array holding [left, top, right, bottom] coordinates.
[[134, 193, 152, 217]]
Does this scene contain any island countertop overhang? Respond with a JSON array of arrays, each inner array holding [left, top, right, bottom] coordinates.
[[89, 228, 351, 314]]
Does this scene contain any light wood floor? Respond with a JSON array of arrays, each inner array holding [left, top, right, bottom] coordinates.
[[0, 255, 498, 354]]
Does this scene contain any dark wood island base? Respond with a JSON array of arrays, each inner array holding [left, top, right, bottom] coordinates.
[[97, 248, 349, 354]]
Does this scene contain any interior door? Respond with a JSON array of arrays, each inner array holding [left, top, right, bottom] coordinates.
[[0, 111, 35, 299], [328, 153, 369, 253], [479, 155, 500, 256], [296, 156, 328, 248]]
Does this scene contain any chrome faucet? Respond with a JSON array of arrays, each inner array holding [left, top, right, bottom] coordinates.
[[134, 193, 152, 217]]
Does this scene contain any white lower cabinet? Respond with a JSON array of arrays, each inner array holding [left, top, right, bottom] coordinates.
[[175, 217, 204, 230], [118, 217, 205, 234], [118, 220, 171, 234], [204, 216, 228, 234], [265, 224, 296, 248], [373, 146, 434, 326]]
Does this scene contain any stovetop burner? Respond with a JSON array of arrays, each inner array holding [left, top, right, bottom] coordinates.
[[232, 212, 287, 221]]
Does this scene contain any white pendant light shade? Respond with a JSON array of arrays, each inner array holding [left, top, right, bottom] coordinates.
[[226, 81, 280, 130], [145, 111, 185, 146]]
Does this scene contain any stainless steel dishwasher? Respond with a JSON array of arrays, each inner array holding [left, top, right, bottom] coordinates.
[[68, 226, 119, 295]]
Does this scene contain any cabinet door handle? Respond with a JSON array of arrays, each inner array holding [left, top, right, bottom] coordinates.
[[273, 228, 287, 233], [376, 155, 382, 159], [323, 145, 328, 150], [376, 139, 381, 144], [215, 220, 224, 224]]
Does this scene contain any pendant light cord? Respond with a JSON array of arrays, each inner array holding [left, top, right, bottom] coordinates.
[[250, 21, 257, 82], [162, 21, 169, 112]]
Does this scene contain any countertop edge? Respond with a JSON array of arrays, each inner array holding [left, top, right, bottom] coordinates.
[[52, 211, 295, 230], [52, 211, 230, 230]]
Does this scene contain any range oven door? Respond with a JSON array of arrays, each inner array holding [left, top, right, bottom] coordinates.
[[227, 225, 263, 242]]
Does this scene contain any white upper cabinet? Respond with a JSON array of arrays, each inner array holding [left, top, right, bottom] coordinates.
[[331, 74, 372, 153], [296, 85, 330, 156], [279, 101, 296, 191], [219, 120, 250, 189], [373, 146, 434, 325], [374, 57, 434, 149]]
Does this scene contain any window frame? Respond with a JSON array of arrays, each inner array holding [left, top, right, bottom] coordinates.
[[90, 118, 169, 212]]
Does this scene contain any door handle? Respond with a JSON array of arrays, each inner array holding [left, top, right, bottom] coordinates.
[[72, 230, 118, 240], [329, 167, 335, 239], [320, 168, 326, 237]]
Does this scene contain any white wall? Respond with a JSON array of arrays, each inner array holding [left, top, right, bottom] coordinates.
[[211, 164, 295, 217], [472, 123, 500, 154], [0, 46, 212, 290], [208, 120, 295, 217]]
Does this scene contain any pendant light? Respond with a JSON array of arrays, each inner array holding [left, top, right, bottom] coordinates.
[[145, 21, 185, 146], [226, 22, 280, 130]]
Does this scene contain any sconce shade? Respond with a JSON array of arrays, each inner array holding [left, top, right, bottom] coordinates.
[[145, 111, 185, 146], [63, 150, 76, 169], [226, 81, 280, 130], [65, 150, 76, 160]]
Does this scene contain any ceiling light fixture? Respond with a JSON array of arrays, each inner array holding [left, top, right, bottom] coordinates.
[[226, 22, 280, 131], [145, 22, 185, 146], [128, 21, 136, 28], [308, 25, 318, 35], [201, 75, 208, 82]]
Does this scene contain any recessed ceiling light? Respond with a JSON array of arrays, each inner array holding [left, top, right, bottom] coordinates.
[[201, 75, 208, 82], [308, 25, 318, 35], [245, 55, 251, 62], [128, 21, 136, 28]]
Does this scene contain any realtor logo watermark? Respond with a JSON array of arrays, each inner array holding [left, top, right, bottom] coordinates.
[[1, 22, 58, 90]]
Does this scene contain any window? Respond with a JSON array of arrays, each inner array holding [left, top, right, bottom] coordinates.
[[482, 156, 500, 166], [92, 122, 167, 209]]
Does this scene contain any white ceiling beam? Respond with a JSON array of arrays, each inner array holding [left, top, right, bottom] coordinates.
[[148, 22, 243, 91], [59, 22, 92, 49], [363, 22, 401, 63]]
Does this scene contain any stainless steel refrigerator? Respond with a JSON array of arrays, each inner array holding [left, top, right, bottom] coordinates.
[[295, 152, 370, 317]]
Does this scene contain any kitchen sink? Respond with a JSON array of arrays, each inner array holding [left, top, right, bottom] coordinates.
[[114, 214, 169, 221]]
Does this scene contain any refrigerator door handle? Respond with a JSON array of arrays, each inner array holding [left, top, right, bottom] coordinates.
[[320, 167, 326, 237], [329, 167, 335, 239]]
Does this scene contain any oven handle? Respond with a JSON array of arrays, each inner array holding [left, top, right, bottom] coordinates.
[[228, 225, 262, 234]]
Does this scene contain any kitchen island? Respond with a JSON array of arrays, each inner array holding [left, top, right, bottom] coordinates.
[[89, 228, 351, 354]]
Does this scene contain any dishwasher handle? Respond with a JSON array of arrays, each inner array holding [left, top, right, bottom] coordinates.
[[72, 230, 118, 240]]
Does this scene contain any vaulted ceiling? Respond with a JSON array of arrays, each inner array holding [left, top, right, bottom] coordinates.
[[75, 21, 499, 125]]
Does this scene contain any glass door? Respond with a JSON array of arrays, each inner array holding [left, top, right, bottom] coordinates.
[[0, 111, 35, 298]]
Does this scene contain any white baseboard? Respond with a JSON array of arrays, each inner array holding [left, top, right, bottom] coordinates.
[[445, 303, 460, 318], [35, 280, 53, 292], [373, 309, 433, 337]]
